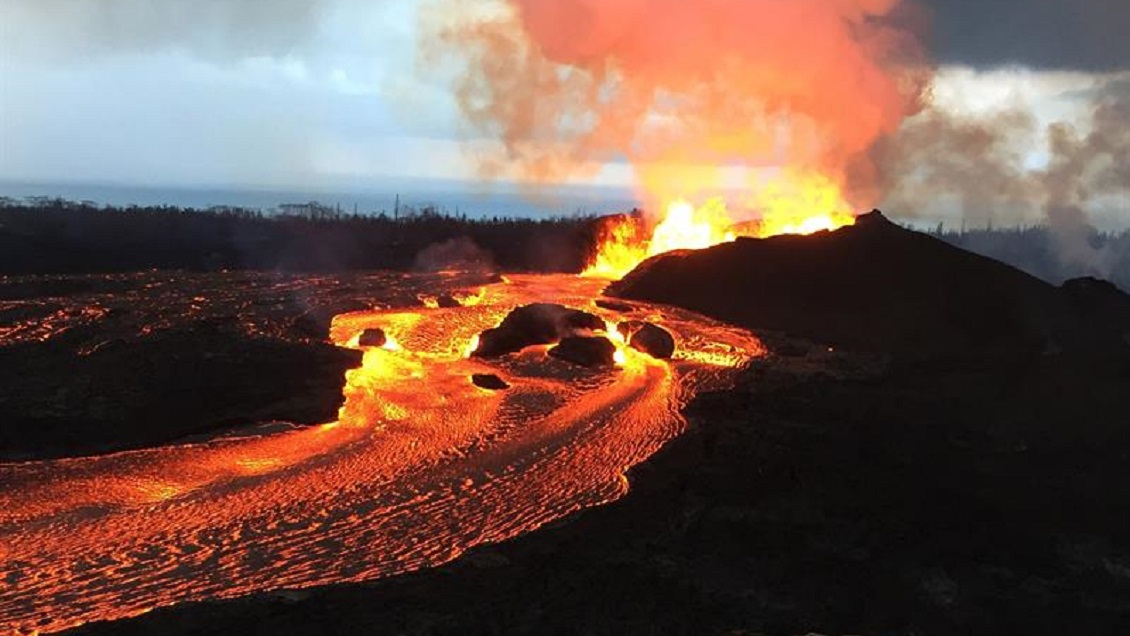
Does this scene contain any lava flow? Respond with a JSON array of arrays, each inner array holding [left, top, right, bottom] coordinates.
[[0, 272, 763, 634]]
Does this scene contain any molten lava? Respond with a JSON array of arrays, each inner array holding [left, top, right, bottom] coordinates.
[[584, 172, 857, 279], [0, 273, 763, 635]]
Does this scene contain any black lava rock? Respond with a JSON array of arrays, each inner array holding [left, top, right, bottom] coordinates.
[[471, 374, 510, 390], [609, 211, 1130, 356], [357, 328, 387, 348], [617, 321, 676, 359], [548, 336, 617, 368], [437, 294, 462, 308]]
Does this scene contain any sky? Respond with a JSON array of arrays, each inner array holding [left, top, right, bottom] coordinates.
[[0, 0, 1127, 224]]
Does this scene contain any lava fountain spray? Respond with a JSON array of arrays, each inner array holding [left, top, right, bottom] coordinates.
[[421, 0, 931, 275]]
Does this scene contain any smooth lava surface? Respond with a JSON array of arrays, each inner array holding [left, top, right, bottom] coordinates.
[[0, 273, 764, 634]]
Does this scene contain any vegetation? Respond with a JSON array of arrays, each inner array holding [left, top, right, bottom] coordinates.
[[1, 197, 1127, 290], [0, 197, 604, 274]]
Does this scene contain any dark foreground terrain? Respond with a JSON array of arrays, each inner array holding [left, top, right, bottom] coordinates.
[[63, 216, 1130, 636]]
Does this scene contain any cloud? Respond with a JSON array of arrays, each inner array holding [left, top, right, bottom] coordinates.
[[922, 0, 1130, 71], [0, 0, 324, 64]]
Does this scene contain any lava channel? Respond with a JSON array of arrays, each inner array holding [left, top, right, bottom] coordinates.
[[0, 273, 763, 634]]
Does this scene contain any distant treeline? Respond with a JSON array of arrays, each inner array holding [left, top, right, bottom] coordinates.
[[924, 225, 1130, 291], [0, 197, 607, 274], [1, 197, 1127, 290]]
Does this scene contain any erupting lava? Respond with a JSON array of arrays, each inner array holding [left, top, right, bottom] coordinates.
[[426, 0, 929, 279], [584, 171, 858, 279]]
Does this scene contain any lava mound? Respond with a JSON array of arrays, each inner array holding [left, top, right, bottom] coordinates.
[[473, 303, 605, 358], [609, 211, 1130, 356]]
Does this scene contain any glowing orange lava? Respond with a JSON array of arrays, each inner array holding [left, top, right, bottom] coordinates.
[[584, 171, 857, 279], [0, 273, 764, 635]]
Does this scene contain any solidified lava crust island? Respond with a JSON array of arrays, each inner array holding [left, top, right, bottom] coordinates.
[[0, 273, 763, 634]]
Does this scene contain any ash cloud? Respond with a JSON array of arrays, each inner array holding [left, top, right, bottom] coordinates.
[[423, 0, 1128, 280], [871, 105, 1041, 228], [0, 0, 324, 63]]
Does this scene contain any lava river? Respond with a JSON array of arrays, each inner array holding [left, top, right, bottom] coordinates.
[[0, 273, 763, 634]]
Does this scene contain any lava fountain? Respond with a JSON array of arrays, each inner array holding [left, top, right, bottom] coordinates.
[[584, 171, 859, 279]]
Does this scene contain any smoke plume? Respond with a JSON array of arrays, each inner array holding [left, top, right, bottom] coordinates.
[[421, 0, 930, 208], [872, 106, 1040, 227], [1043, 89, 1130, 273]]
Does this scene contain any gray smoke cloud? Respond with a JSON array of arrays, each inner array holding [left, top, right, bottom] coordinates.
[[0, 0, 324, 63], [876, 74, 1130, 277], [872, 106, 1039, 228], [1042, 88, 1130, 273]]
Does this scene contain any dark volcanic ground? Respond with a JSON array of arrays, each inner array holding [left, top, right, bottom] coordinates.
[[0, 271, 490, 460]]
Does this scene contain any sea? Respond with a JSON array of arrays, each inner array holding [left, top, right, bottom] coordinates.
[[0, 178, 641, 220]]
